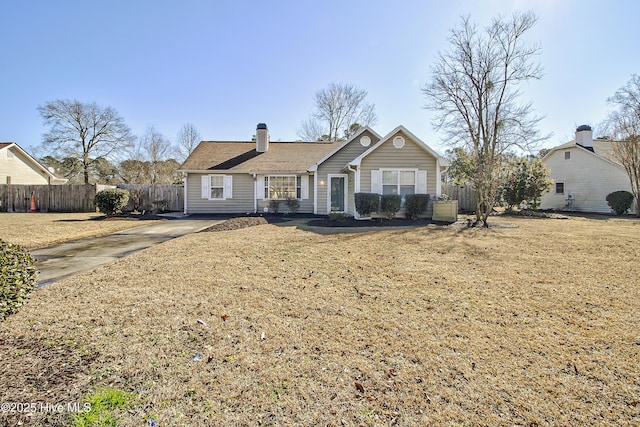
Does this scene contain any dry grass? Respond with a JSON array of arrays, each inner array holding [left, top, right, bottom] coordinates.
[[0, 213, 159, 248], [1, 215, 640, 426]]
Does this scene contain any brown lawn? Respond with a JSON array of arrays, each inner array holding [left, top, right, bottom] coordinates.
[[0, 215, 639, 426], [0, 213, 158, 248]]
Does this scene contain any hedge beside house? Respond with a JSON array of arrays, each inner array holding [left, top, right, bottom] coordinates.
[[355, 193, 380, 217], [405, 194, 430, 219]]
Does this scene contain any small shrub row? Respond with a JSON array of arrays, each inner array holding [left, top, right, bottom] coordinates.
[[267, 198, 301, 215], [1, 240, 37, 321], [355, 193, 431, 219]]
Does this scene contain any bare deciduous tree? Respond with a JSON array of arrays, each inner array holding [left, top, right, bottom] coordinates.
[[140, 126, 173, 185], [423, 12, 546, 226], [607, 74, 640, 216], [298, 117, 328, 142], [37, 99, 134, 184], [298, 82, 377, 142], [176, 123, 201, 160]]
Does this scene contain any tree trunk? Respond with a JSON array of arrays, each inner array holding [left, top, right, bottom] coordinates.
[[83, 153, 90, 184]]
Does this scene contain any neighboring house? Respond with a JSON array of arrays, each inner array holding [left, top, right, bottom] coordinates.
[[0, 142, 67, 185], [179, 123, 448, 217], [540, 125, 636, 214]]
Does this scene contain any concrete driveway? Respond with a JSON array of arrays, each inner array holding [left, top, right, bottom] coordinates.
[[31, 217, 223, 286]]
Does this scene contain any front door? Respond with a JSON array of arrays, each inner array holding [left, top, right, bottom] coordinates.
[[329, 175, 346, 212]]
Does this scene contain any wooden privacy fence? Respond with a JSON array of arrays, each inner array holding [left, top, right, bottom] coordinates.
[[116, 184, 184, 212], [0, 184, 97, 212], [442, 184, 477, 212], [0, 184, 184, 213]]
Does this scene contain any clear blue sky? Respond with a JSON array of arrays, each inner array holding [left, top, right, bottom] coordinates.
[[2, 0, 639, 158]]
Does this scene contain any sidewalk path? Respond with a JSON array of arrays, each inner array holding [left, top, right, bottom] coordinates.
[[31, 218, 223, 286]]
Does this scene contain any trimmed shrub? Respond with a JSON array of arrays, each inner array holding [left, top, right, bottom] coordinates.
[[405, 194, 430, 219], [268, 199, 281, 214], [355, 193, 380, 217], [606, 190, 634, 215], [380, 194, 402, 220], [94, 189, 130, 216], [285, 198, 300, 214], [1, 240, 37, 321], [328, 212, 346, 222]]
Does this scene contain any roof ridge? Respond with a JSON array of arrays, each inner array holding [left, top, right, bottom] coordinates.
[[200, 140, 335, 144]]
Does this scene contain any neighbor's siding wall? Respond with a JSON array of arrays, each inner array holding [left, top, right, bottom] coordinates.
[[0, 146, 50, 185], [316, 129, 380, 215], [186, 173, 254, 214], [360, 130, 438, 218], [540, 147, 634, 214]]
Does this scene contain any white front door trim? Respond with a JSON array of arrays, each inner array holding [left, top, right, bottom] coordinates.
[[327, 173, 348, 213]]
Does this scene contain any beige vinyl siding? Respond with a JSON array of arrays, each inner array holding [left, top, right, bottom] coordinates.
[[540, 147, 635, 214], [360, 131, 437, 218], [316, 129, 380, 215], [187, 172, 316, 214], [0, 147, 50, 185], [186, 173, 254, 214]]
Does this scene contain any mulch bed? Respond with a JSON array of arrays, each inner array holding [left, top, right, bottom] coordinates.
[[202, 216, 439, 231], [200, 216, 288, 232], [308, 217, 434, 227]]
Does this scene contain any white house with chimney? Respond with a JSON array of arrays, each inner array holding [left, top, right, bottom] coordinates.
[[540, 125, 636, 214]]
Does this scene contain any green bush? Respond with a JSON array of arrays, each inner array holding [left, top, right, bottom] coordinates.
[[380, 194, 402, 220], [1, 240, 37, 321], [606, 190, 634, 215], [328, 212, 347, 222], [355, 193, 380, 217], [285, 198, 300, 214], [94, 189, 130, 216], [405, 194, 430, 219]]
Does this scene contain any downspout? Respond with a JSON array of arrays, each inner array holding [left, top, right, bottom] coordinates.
[[253, 173, 257, 214], [313, 171, 318, 215], [436, 159, 443, 198], [183, 172, 188, 215], [347, 164, 358, 218]]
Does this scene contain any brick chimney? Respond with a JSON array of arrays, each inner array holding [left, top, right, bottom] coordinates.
[[575, 124, 593, 149], [256, 123, 269, 152]]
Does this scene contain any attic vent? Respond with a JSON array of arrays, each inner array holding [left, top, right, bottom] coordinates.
[[360, 135, 371, 147], [393, 136, 405, 148]]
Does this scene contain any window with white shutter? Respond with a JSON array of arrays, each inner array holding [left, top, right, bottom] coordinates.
[[202, 174, 232, 200]]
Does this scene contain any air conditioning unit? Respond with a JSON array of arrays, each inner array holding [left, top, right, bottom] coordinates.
[[564, 192, 575, 211]]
